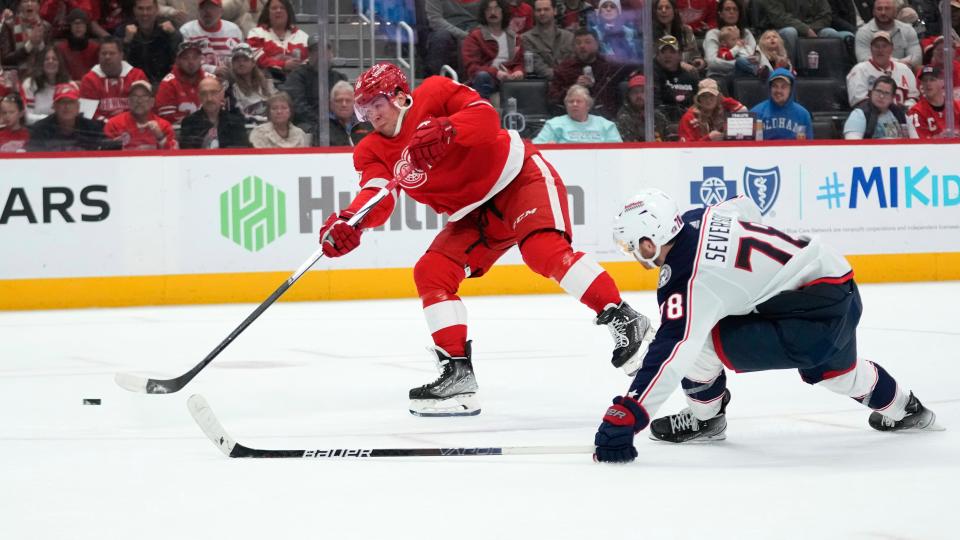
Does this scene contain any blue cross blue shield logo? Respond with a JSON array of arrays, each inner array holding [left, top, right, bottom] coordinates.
[[690, 166, 737, 208], [742, 166, 781, 215]]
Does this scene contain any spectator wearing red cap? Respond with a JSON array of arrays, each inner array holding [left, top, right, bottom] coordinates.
[[847, 30, 919, 108], [120, 0, 182, 86], [678, 77, 746, 141], [921, 35, 960, 100], [26, 80, 112, 150], [521, 0, 574, 80], [104, 79, 176, 149], [1, 0, 53, 70], [19, 43, 69, 124], [615, 73, 668, 141], [55, 8, 99, 80], [505, 0, 533, 33], [0, 92, 30, 151], [154, 39, 212, 123], [79, 36, 148, 120], [179, 0, 242, 76], [245, 0, 308, 79], [908, 65, 960, 138]]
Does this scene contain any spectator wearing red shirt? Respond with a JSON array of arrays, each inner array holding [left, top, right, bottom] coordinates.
[[505, 0, 533, 33], [79, 36, 147, 120], [908, 65, 960, 139], [104, 79, 176, 149], [675, 0, 717, 36], [462, 0, 524, 99], [1, 0, 53, 70], [245, 0, 307, 79], [55, 8, 98, 80], [678, 77, 745, 141], [921, 35, 960, 100], [556, 0, 596, 31], [154, 39, 210, 124], [39, 0, 105, 38], [0, 92, 30, 151]]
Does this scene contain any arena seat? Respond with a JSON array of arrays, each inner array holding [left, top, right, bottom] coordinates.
[[500, 80, 550, 116], [501, 80, 551, 139], [796, 38, 850, 81], [794, 77, 849, 113], [732, 77, 768, 109]]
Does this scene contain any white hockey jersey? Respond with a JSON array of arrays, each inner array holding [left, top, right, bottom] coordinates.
[[626, 196, 853, 420]]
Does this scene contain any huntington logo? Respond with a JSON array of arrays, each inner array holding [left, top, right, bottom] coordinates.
[[220, 176, 287, 252]]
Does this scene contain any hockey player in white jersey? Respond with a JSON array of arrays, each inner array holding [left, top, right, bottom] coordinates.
[[593, 189, 940, 463]]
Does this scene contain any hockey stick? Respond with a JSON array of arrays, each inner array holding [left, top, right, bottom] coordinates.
[[187, 394, 596, 458], [115, 179, 400, 395]]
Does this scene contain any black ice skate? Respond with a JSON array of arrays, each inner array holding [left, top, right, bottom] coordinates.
[[409, 341, 480, 417], [596, 301, 649, 372], [649, 390, 731, 443], [868, 392, 942, 432]]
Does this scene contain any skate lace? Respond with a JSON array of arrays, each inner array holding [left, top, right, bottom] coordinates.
[[670, 409, 698, 433], [606, 318, 629, 349]]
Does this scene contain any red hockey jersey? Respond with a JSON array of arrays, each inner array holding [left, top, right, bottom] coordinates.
[[78, 61, 148, 120], [0, 127, 29, 152], [104, 111, 177, 150], [351, 76, 526, 227], [908, 97, 960, 139], [154, 67, 214, 124]]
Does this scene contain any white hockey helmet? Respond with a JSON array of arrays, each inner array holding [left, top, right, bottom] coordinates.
[[613, 189, 683, 267]]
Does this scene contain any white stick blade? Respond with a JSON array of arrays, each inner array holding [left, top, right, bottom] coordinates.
[[114, 372, 149, 393], [187, 394, 237, 457]]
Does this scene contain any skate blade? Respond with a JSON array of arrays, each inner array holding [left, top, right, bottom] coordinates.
[[409, 394, 481, 417], [648, 431, 727, 443]]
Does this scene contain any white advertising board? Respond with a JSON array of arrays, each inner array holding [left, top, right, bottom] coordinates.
[[2, 143, 958, 281]]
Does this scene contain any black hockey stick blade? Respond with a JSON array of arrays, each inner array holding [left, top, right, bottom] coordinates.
[[187, 394, 596, 459]]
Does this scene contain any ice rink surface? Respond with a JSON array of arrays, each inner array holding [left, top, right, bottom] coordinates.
[[1, 282, 957, 539]]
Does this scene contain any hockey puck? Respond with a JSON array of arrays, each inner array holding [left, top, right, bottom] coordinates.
[[83, 398, 102, 405]]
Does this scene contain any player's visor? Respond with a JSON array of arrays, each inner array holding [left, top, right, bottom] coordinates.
[[354, 94, 391, 122]]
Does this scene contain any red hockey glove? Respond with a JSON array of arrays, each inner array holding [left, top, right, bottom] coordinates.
[[318, 212, 361, 257], [408, 116, 456, 170], [593, 395, 648, 463]]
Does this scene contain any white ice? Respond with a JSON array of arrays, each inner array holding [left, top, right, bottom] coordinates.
[[1, 282, 957, 540]]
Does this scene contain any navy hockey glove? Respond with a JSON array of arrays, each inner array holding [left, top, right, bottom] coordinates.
[[408, 116, 455, 170], [319, 212, 361, 257], [594, 395, 649, 463]]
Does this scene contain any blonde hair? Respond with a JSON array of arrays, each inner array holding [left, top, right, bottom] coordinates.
[[758, 30, 787, 58], [718, 25, 739, 47]]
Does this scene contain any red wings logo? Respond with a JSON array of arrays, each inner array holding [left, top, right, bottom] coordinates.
[[394, 148, 428, 189]]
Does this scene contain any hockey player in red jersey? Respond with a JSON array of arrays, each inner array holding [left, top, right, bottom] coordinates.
[[319, 62, 650, 417], [592, 190, 940, 463]]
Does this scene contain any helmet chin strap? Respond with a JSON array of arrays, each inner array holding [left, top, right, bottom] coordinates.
[[389, 94, 413, 138], [632, 243, 661, 269]]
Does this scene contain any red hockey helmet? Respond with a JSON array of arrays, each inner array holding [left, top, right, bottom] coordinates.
[[354, 62, 410, 121]]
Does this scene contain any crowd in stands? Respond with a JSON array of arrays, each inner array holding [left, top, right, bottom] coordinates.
[[2, 0, 960, 153], [424, 0, 960, 142], [0, 0, 371, 151]]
